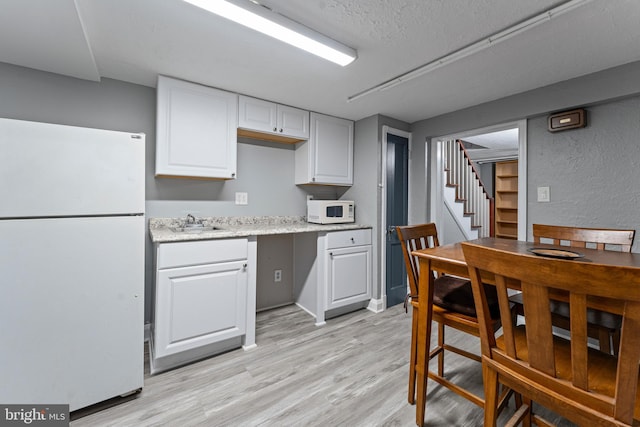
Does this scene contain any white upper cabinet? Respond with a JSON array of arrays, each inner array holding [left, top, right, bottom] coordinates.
[[277, 104, 309, 139], [156, 76, 238, 179], [238, 95, 309, 141], [295, 112, 354, 186]]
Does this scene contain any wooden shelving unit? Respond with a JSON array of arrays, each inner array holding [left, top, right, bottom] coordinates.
[[494, 160, 518, 239]]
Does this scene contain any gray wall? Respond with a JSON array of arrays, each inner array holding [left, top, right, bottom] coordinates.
[[7, 55, 640, 325], [527, 97, 640, 252], [410, 60, 640, 252], [344, 115, 380, 299], [0, 62, 313, 322], [345, 114, 410, 302]]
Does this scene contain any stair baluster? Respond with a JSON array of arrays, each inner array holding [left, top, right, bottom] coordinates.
[[443, 140, 494, 238]]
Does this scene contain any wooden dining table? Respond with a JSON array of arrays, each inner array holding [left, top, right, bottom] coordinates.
[[410, 236, 640, 426]]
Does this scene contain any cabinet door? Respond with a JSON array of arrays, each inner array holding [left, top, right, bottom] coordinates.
[[154, 260, 248, 357], [239, 96, 309, 140], [238, 96, 277, 134], [277, 104, 309, 139], [156, 76, 238, 179], [305, 112, 354, 185], [326, 245, 371, 310]]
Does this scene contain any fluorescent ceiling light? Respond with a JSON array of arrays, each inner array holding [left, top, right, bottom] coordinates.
[[184, 0, 357, 66], [348, 0, 593, 102]]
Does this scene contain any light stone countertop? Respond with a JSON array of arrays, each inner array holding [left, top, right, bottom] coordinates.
[[149, 216, 371, 243]]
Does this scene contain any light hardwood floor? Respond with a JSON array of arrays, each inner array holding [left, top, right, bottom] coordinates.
[[71, 304, 576, 426]]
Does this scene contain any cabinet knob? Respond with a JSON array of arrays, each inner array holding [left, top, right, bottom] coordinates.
[[329, 252, 333, 257], [351, 237, 355, 243], [243, 263, 247, 269], [231, 172, 236, 178], [273, 127, 277, 132], [279, 128, 283, 133]]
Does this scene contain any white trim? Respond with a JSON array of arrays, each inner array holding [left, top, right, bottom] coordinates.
[[430, 137, 441, 226], [294, 302, 326, 326], [367, 298, 385, 313], [516, 120, 528, 241], [381, 126, 412, 308], [431, 120, 527, 242], [242, 236, 258, 350]]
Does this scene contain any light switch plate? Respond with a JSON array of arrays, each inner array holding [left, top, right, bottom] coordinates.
[[537, 186, 550, 202], [235, 192, 248, 205]]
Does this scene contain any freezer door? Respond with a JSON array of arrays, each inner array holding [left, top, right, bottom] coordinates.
[[0, 118, 144, 217], [0, 216, 144, 410]]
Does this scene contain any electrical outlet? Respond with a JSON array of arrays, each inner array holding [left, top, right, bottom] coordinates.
[[274, 269, 282, 282], [235, 192, 248, 205]]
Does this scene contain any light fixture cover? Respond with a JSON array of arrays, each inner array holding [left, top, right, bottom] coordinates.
[[184, 0, 357, 66]]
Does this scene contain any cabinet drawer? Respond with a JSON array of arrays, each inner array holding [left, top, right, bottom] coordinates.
[[326, 229, 371, 249], [157, 238, 248, 269]]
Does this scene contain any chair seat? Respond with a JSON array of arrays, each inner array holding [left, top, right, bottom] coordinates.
[[496, 325, 640, 420], [434, 275, 500, 318], [509, 293, 622, 330]]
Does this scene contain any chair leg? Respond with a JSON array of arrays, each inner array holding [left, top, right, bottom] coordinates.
[[598, 328, 611, 354], [611, 329, 620, 356], [408, 311, 418, 404], [522, 397, 533, 427], [482, 363, 500, 427], [437, 322, 445, 377]]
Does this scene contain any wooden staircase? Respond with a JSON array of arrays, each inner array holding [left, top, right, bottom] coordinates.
[[443, 140, 494, 238]]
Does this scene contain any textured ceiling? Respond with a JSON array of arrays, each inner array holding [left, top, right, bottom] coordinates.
[[1, 0, 639, 123]]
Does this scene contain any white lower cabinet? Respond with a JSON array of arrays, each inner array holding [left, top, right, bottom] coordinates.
[[294, 228, 372, 325], [151, 238, 252, 373], [155, 260, 247, 358], [326, 245, 371, 310], [325, 229, 372, 311]]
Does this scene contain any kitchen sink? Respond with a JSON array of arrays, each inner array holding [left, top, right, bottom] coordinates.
[[170, 225, 222, 233]]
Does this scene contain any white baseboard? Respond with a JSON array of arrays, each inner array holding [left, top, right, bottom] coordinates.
[[295, 302, 318, 319], [257, 301, 295, 313], [367, 298, 385, 313]]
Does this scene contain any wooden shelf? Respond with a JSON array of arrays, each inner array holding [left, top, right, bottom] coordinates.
[[494, 161, 518, 239]]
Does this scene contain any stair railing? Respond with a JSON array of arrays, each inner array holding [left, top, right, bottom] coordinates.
[[444, 140, 494, 238]]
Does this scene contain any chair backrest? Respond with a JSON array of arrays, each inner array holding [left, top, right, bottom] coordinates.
[[396, 223, 439, 297], [461, 241, 640, 425], [533, 224, 635, 252]]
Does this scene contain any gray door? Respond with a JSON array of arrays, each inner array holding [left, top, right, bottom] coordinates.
[[385, 133, 409, 307]]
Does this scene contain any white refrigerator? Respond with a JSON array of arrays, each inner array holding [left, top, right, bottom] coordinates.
[[0, 118, 145, 411]]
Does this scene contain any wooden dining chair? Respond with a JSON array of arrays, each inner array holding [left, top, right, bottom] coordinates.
[[462, 241, 640, 426], [396, 223, 504, 409], [510, 224, 635, 354]]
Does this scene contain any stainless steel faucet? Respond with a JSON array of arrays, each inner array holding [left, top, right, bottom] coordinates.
[[186, 213, 196, 225]]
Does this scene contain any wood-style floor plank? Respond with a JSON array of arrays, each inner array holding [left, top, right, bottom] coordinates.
[[71, 304, 576, 426]]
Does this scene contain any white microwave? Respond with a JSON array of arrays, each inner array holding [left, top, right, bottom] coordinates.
[[307, 200, 355, 224]]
